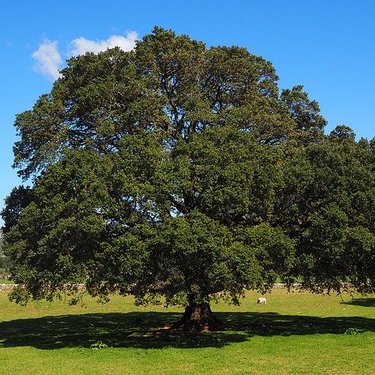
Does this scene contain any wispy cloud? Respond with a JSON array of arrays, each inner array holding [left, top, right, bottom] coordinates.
[[32, 40, 62, 80], [70, 31, 138, 56]]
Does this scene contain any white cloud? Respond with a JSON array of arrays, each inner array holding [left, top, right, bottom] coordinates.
[[32, 31, 138, 81], [32, 40, 62, 80], [69, 31, 138, 56]]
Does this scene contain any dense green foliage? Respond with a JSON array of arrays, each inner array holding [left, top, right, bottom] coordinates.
[[278, 133, 375, 293], [3, 28, 375, 317]]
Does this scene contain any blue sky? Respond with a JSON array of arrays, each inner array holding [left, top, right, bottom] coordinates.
[[1, 0, 375, 217]]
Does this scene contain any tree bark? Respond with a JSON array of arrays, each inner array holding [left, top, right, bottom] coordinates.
[[171, 302, 225, 331]]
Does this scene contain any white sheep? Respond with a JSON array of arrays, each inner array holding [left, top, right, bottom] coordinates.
[[257, 297, 267, 304]]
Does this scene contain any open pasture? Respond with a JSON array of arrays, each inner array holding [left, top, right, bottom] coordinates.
[[0, 289, 375, 375]]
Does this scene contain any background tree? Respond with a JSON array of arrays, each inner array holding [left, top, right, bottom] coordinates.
[[0, 228, 9, 278], [276, 126, 375, 293]]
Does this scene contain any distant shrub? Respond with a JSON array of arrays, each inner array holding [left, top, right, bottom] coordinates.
[[0, 256, 11, 276]]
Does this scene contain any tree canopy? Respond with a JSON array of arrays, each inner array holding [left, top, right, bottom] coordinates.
[[3, 27, 375, 330]]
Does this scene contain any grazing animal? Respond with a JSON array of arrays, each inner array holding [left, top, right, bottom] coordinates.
[[257, 297, 267, 304]]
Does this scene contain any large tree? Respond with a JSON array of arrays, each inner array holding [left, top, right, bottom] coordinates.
[[3, 28, 328, 329]]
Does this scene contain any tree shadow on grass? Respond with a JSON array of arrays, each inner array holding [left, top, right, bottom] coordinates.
[[341, 298, 375, 308], [1, 310, 375, 350]]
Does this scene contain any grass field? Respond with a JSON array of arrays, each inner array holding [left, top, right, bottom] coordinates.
[[1, 288, 375, 375]]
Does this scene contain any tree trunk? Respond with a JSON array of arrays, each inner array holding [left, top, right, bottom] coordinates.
[[171, 302, 225, 331]]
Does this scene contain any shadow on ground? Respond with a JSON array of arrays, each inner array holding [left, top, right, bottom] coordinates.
[[342, 298, 375, 307], [1, 309, 374, 350]]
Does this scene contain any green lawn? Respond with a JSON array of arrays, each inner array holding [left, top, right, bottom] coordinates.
[[0, 289, 374, 375]]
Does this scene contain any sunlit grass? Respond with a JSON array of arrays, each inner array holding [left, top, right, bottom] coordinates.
[[0, 289, 374, 374]]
